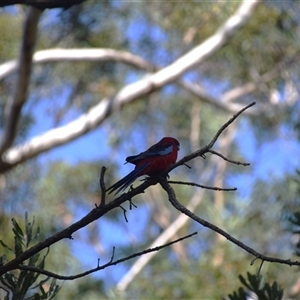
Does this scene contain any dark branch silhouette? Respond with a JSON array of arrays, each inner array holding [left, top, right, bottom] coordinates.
[[168, 180, 237, 191], [209, 149, 250, 166], [158, 176, 300, 268], [99, 166, 107, 206], [165, 102, 256, 175], [16, 232, 197, 280], [0, 0, 86, 10]]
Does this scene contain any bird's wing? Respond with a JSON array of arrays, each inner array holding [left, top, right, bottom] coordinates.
[[126, 143, 173, 164]]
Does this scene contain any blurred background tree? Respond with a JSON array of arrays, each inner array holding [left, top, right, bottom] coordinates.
[[0, 0, 300, 299]]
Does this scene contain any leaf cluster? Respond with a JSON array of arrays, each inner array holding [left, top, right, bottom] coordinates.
[[227, 272, 283, 300], [0, 213, 60, 300]]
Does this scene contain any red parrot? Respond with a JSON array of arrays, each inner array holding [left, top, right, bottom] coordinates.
[[107, 137, 180, 195]]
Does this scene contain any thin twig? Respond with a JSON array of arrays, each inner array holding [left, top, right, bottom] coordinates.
[[168, 180, 237, 192], [209, 150, 250, 166], [184, 163, 192, 169], [17, 232, 197, 280], [207, 102, 256, 149], [119, 205, 128, 223], [99, 166, 107, 206], [109, 246, 115, 263], [167, 102, 255, 174], [128, 199, 137, 210], [257, 260, 264, 278]]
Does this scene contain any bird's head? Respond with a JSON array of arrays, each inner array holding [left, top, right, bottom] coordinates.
[[161, 137, 180, 151]]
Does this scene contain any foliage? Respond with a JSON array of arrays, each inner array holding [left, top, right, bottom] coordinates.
[[0, 213, 60, 300], [227, 272, 283, 300]]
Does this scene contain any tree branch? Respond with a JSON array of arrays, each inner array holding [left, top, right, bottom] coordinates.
[[209, 149, 250, 166], [166, 102, 256, 174], [0, 48, 283, 116], [116, 186, 208, 291], [0, 7, 42, 155], [0, 0, 259, 173], [0, 179, 152, 276], [178, 62, 285, 116], [158, 177, 300, 267], [0, 49, 155, 81], [168, 180, 237, 191], [178, 80, 260, 115], [99, 166, 107, 207], [0, 0, 85, 10], [16, 232, 197, 280]]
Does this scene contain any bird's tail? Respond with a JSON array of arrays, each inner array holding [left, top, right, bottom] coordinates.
[[106, 163, 149, 195]]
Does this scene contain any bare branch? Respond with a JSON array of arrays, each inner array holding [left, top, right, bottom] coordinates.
[[0, 48, 283, 117], [158, 177, 300, 268], [99, 166, 107, 207], [207, 102, 256, 149], [182, 53, 300, 117], [0, 177, 158, 276], [117, 185, 208, 291], [0, 7, 42, 154], [0, 49, 154, 81], [0, 47, 285, 119], [119, 205, 128, 223], [178, 80, 260, 115], [16, 232, 197, 280], [209, 150, 250, 166], [168, 180, 237, 192], [179, 63, 284, 116], [0, 0, 259, 172], [0, 0, 85, 10], [167, 102, 255, 174]]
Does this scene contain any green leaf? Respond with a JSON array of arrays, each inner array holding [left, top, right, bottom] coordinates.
[[227, 287, 247, 300], [0, 272, 17, 290], [238, 274, 252, 291], [14, 235, 23, 256], [1, 214, 62, 299], [11, 218, 24, 238], [227, 273, 283, 300], [48, 279, 61, 299], [247, 272, 261, 291], [29, 253, 40, 266], [31, 225, 40, 245], [0, 240, 14, 252]]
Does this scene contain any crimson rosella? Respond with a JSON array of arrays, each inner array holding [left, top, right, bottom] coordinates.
[[107, 137, 180, 195]]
